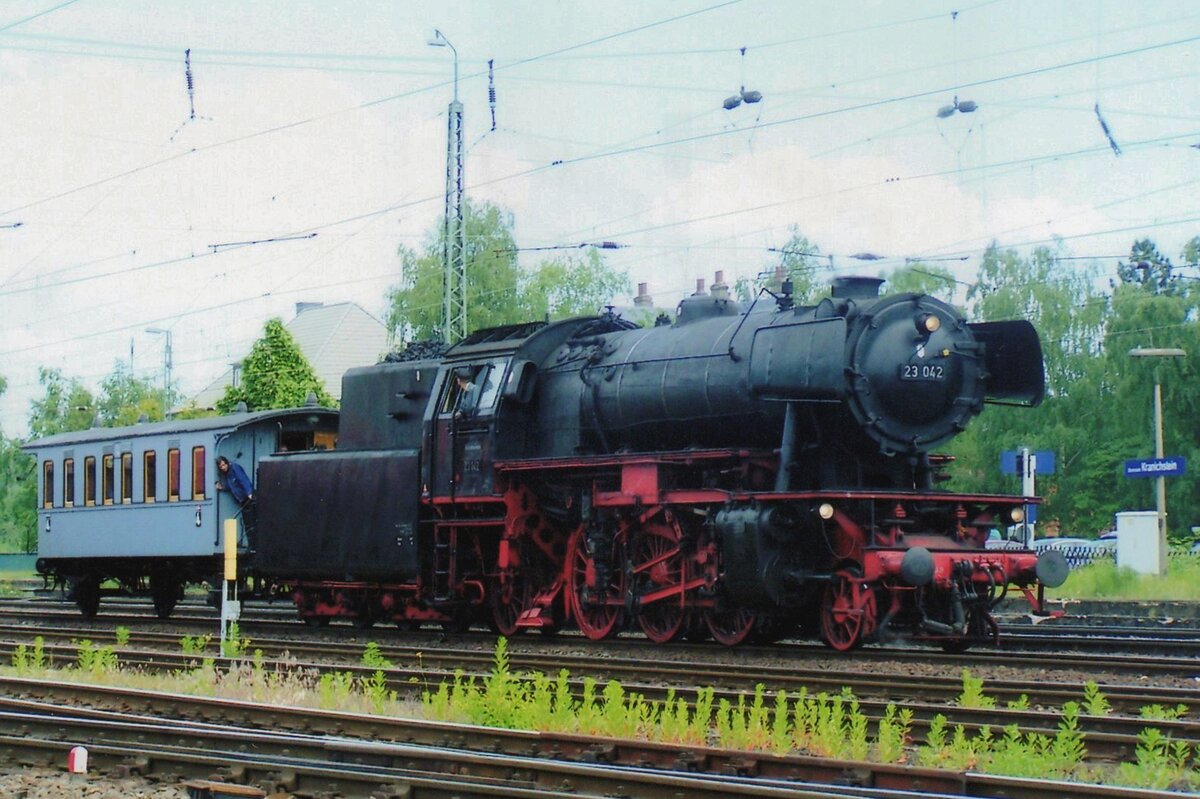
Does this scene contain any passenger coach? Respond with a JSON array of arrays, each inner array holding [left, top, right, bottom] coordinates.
[[24, 405, 337, 617]]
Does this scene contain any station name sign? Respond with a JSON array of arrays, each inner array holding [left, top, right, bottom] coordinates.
[[1123, 457, 1187, 478]]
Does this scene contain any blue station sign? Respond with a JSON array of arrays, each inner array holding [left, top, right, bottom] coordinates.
[[1124, 457, 1187, 478], [1000, 450, 1056, 475]]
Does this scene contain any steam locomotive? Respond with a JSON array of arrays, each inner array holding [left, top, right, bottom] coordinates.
[[253, 274, 1066, 651]]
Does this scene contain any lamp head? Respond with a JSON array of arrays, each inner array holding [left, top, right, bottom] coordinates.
[[427, 29, 448, 47]]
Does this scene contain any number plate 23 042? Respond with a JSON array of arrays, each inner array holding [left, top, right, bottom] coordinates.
[[900, 364, 945, 381]]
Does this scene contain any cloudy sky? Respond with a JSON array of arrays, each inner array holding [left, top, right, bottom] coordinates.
[[1, 0, 1198, 435]]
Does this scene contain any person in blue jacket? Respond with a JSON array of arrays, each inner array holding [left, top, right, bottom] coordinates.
[[215, 455, 256, 546]]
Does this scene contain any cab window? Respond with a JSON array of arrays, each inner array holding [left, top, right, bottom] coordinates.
[[64, 459, 75, 507], [84, 456, 96, 506], [144, 451, 157, 503], [191, 446, 206, 500], [167, 449, 180, 501], [102, 455, 114, 505], [440, 361, 504, 417], [121, 453, 133, 504], [42, 460, 54, 508]]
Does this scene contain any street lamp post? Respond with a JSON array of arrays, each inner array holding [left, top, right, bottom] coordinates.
[[1128, 347, 1186, 548], [428, 28, 466, 344], [146, 327, 173, 396]]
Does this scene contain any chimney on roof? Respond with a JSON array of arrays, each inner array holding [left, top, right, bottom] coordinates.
[[711, 270, 729, 300], [634, 282, 653, 307], [295, 302, 324, 316]]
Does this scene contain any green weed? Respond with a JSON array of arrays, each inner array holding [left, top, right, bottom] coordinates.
[[1082, 681, 1111, 716], [180, 633, 212, 655], [221, 622, 251, 659], [114, 626, 131, 647], [957, 668, 996, 709], [362, 641, 393, 670], [75, 639, 117, 675]]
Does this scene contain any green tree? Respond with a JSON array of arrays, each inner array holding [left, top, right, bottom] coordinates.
[[387, 200, 628, 341], [734, 226, 831, 306], [388, 200, 525, 340], [28, 368, 97, 438], [519, 248, 631, 321], [881, 263, 957, 303], [97, 362, 171, 427], [0, 436, 35, 552], [0, 375, 35, 552], [216, 319, 335, 412], [948, 243, 1112, 531]]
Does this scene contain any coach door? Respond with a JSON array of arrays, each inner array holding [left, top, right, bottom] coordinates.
[[430, 360, 505, 499]]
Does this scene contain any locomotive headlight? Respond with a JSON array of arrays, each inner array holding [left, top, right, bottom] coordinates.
[[1010, 507, 1025, 523], [916, 313, 941, 334], [817, 502, 835, 520]]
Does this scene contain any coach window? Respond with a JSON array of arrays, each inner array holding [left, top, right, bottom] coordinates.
[[191, 446, 206, 500], [102, 455, 115, 505], [144, 451, 157, 503], [42, 460, 54, 508], [120, 453, 133, 504], [167, 448, 180, 502], [84, 456, 96, 507], [64, 459, 75, 508]]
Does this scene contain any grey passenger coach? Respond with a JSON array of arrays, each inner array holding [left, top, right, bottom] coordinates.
[[23, 406, 337, 618]]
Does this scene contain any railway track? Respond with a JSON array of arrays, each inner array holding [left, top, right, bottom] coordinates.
[[0, 676, 1183, 799], [0, 625, 1196, 763], [7, 594, 1200, 659]]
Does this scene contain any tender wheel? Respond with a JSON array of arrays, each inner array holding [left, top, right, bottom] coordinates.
[[567, 525, 624, 640], [632, 521, 686, 644], [150, 575, 179, 620], [71, 575, 101, 619], [820, 568, 877, 652], [705, 605, 757, 647]]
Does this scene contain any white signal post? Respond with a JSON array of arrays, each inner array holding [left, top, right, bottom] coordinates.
[[1128, 347, 1186, 551], [1021, 446, 1036, 545]]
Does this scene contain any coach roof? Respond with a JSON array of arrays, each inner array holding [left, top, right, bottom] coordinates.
[[21, 407, 337, 451]]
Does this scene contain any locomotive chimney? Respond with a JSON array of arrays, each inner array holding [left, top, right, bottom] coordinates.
[[711, 270, 729, 300], [831, 276, 885, 300], [634, 282, 653, 307], [693, 278, 707, 296]]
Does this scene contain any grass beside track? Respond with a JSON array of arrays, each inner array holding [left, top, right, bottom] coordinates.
[[5, 633, 1200, 793], [1050, 557, 1200, 602]]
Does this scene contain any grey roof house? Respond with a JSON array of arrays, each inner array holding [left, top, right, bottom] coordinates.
[[187, 302, 390, 410]]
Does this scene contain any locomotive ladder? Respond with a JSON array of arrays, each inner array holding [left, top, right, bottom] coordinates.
[[431, 517, 503, 601]]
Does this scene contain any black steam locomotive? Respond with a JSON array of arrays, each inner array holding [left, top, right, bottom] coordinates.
[[255, 275, 1065, 651]]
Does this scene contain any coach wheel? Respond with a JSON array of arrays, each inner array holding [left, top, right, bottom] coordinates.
[[633, 521, 687, 644], [705, 606, 757, 647], [150, 575, 180, 620], [567, 526, 625, 641], [820, 569, 876, 652], [72, 575, 101, 619]]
